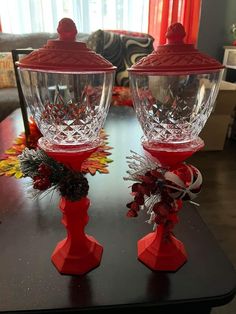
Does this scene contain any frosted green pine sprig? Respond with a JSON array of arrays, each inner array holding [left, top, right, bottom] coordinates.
[[18, 148, 89, 202]]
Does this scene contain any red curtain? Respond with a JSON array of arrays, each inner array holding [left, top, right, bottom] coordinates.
[[148, 0, 201, 48], [0, 17, 2, 32]]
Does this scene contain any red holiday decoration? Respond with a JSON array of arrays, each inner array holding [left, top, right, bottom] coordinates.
[[37, 139, 102, 275], [127, 22, 224, 272], [164, 164, 202, 200], [125, 153, 201, 271], [16, 17, 116, 276]]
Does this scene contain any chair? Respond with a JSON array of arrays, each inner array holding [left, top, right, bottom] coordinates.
[[12, 49, 34, 143]]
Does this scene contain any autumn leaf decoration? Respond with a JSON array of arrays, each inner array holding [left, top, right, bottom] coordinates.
[[0, 119, 113, 178]]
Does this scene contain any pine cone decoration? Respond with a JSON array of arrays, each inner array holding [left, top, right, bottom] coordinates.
[[59, 171, 89, 202]]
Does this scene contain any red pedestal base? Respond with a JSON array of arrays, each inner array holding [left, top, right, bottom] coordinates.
[[51, 197, 103, 275], [135, 139, 204, 271], [138, 225, 187, 271], [142, 137, 204, 168], [51, 235, 103, 275]]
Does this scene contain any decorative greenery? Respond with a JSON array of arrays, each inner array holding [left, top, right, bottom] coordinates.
[[0, 118, 113, 201], [59, 171, 89, 201], [19, 148, 89, 202]]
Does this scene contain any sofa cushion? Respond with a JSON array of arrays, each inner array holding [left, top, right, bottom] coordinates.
[[87, 30, 154, 86], [105, 29, 152, 38], [86, 29, 104, 54], [0, 32, 90, 52], [102, 32, 126, 86], [0, 53, 16, 88], [0, 33, 57, 52]]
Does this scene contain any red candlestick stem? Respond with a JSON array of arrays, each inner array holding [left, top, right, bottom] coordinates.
[[136, 139, 204, 271], [38, 139, 103, 275], [51, 197, 103, 275]]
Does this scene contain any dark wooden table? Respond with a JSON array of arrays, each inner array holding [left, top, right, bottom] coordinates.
[[0, 107, 235, 314]]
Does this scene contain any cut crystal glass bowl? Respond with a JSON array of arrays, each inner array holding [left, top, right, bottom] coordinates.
[[129, 72, 223, 144], [19, 70, 114, 146]]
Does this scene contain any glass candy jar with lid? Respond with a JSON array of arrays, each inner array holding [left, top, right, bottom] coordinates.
[[127, 23, 224, 271], [17, 18, 116, 275], [17, 18, 115, 151], [129, 22, 224, 166]]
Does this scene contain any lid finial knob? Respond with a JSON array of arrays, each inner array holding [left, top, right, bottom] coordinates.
[[166, 23, 186, 44], [57, 18, 77, 41]]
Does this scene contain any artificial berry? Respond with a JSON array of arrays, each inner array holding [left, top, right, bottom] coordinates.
[[127, 209, 138, 217], [140, 183, 151, 196], [33, 175, 41, 182], [134, 194, 144, 205], [140, 175, 155, 184], [131, 201, 140, 212], [150, 169, 164, 179], [147, 182, 157, 193], [33, 177, 51, 190], [132, 183, 142, 193], [152, 202, 170, 216]]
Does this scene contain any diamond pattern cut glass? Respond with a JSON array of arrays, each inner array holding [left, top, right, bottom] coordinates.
[[19, 71, 114, 146], [130, 73, 221, 144], [16, 18, 116, 275], [126, 23, 224, 272]]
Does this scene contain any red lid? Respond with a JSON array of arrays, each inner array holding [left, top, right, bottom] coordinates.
[[129, 23, 224, 75], [17, 18, 116, 73]]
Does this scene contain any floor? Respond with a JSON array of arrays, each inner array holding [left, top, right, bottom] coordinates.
[[189, 139, 236, 313]]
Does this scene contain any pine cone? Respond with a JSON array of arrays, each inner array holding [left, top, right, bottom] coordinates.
[[59, 171, 89, 202]]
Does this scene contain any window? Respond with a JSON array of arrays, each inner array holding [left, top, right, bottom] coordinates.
[[0, 0, 149, 34]]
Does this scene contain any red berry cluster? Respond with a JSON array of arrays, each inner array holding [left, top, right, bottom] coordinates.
[[126, 169, 164, 217], [33, 163, 52, 191], [126, 169, 182, 228]]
